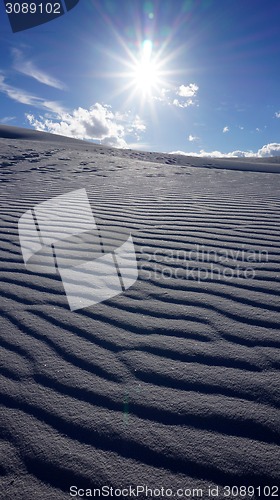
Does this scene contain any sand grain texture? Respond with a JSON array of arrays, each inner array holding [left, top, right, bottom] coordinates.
[[0, 126, 279, 499]]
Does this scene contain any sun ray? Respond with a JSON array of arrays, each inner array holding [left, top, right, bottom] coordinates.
[[131, 39, 161, 96], [88, 9, 186, 117]]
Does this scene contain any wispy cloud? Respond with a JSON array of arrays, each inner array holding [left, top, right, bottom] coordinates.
[[12, 48, 66, 90], [275, 111, 280, 118], [223, 126, 229, 133], [0, 74, 65, 114], [0, 116, 15, 124]]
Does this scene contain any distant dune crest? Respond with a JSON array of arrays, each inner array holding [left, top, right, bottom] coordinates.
[[1, 125, 280, 172]]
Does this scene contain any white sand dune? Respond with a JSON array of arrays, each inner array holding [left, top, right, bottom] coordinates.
[[0, 125, 279, 499]]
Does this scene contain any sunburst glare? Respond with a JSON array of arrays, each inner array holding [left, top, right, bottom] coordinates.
[[92, 4, 187, 115], [107, 37, 180, 115], [132, 40, 160, 96]]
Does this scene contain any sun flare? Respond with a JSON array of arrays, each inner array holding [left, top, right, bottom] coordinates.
[[103, 32, 178, 110], [132, 40, 160, 95]]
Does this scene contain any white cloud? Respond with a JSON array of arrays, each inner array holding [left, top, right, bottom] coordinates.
[[170, 149, 239, 158], [120, 113, 146, 139], [188, 134, 199, 142], [177, 84, 199, 98], [172, 99, 187, 108], [154, 83, 198, 108], [223, 126, 229, 133], [275, 111, 280, 118], [154, 88, 171, 102], [26, 103, 146, 148], [173, 98, 195, 108], [132, 115, 146, 132], [12, 48, 65, 90], [170, 143, 280, 158], [257, 143, 280, 157], [173, 83, 198, 108]]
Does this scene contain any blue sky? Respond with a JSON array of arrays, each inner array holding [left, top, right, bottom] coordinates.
[[1, 0, 280, 156]]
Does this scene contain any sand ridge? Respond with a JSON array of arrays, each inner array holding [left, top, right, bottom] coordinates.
[[0, 126, 279, 499]]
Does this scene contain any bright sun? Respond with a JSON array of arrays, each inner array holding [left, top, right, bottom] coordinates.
[[132, 40, 160, 95], [106, 35, 174, 109]]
